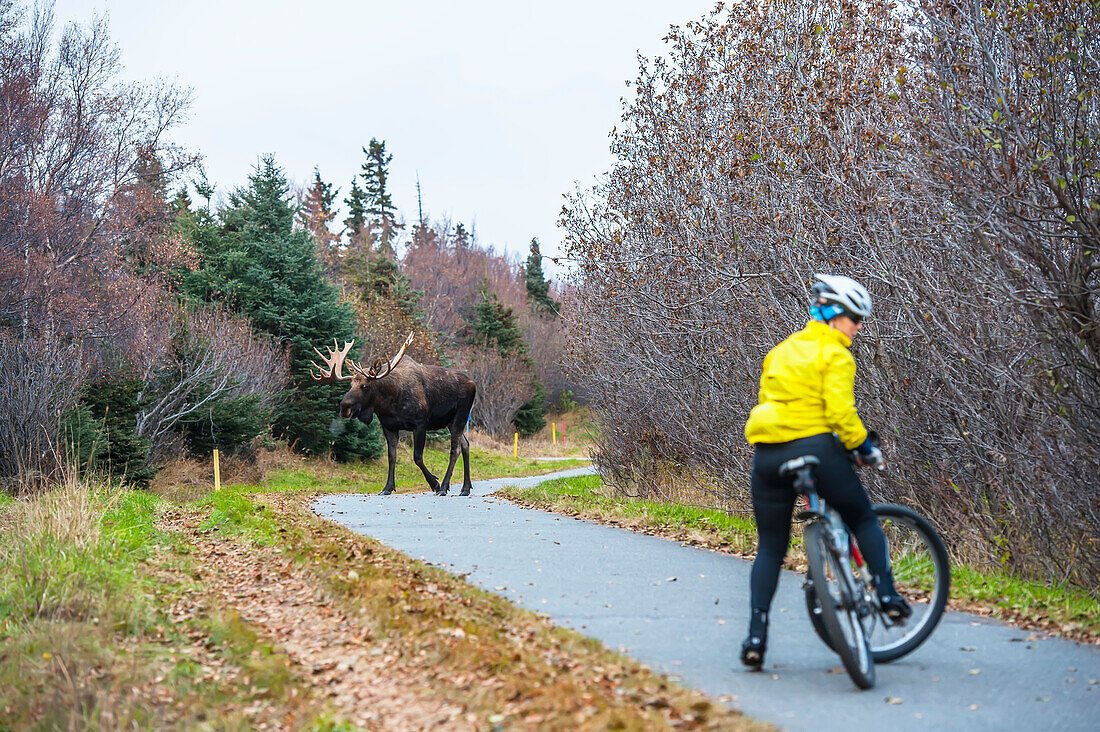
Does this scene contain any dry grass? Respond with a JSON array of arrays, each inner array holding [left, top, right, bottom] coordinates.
[[1, 480, 108, 551], [152, 443, 306, 502]]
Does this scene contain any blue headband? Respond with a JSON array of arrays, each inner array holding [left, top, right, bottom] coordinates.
[[810, 303, 845, 322]]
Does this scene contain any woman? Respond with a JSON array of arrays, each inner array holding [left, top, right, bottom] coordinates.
[[740, 274, 910, 669]]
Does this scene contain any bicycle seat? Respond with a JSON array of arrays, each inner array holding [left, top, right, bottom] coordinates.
[[779, 455, 820, 478]]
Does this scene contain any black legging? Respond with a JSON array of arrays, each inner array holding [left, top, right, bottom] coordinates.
[[748, 433, 894, 613]]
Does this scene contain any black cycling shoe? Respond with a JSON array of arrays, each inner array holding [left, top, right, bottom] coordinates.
[[740, 609, 768, 669], [740, 634, 766, 669], [880, 594, 913, 623]]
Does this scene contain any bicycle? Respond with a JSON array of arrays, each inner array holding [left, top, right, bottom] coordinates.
[[780, 452, 951, 689]]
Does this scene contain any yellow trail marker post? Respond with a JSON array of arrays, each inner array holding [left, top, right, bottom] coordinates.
[[513, 432, 518, 458], [552, 422, 556, 444], [213, 448, 221, 491]]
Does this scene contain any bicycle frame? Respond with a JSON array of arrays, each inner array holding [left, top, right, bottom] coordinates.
[[800, 492, 875, 589], [794, 475, 876, 612]]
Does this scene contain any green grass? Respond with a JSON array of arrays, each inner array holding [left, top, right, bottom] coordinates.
[[951, 564, 1099, 634], [200, 487, 283, 546], [236, 444, 589, 496], [0, 453, 763, 731], [498, 473, 761, 555], [500, 474, 1100, 639], [0, 486, 160, 636]]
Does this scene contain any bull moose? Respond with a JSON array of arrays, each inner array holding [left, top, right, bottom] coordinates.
[[310, 333, 476, 496]]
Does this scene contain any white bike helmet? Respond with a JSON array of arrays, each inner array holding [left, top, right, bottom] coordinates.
[[811, 273, 873, 321]]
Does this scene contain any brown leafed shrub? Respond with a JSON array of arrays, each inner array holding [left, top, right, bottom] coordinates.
[[453, 345, 536, 439], [561, 0, 1099, 589], [0, 330, 90, 490]]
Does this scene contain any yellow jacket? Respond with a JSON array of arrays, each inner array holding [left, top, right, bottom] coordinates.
[[744, 320, 868, 449]]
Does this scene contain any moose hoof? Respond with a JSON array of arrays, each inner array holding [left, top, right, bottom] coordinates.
[[379, 487, 394, 496], [434, 488, 448, 496], [459, 489, 471, 497]]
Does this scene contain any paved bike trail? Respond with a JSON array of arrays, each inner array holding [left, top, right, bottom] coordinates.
[[313, 468, 1099, 731]]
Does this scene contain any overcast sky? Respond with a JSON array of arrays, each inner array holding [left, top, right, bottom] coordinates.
[[50, 0, 718, 265]]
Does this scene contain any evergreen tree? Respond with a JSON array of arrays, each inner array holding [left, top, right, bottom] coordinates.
[[513, 381, 548, 439], [63, 377, 156, 488], [360, 138, 402, 253], [470, 283, 526, 356], [452, 222, 471, 249], [194, 170, 215, 207], [525, 237, 559, 315], [348, 251, 424, 320], [343, 177, 367, 241], [171, 188, 193, 220], [180, 156, 382, 460]]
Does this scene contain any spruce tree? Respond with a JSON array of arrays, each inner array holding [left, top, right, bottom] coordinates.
[[181, 156, 382, 459], [470, 284, 525, 356], [360, 138, 402, 253], [349, 252, 424, 320], [525, 238, 559, 315], [343, 177, 367, 242], [453, 222, 471, 249]]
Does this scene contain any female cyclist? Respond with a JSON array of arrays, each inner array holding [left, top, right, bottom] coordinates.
[[740, 274, 911, 669]]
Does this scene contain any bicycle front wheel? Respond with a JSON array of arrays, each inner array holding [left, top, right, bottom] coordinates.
[[804, 503, 951, 663], [866, 504, 950, 662], [805, 522, 876, 689]]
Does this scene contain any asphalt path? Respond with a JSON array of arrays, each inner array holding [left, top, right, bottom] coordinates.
[[313, 467, 1100, 731]]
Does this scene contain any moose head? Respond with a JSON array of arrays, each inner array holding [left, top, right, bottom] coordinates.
[[309, 332, 415, 420]]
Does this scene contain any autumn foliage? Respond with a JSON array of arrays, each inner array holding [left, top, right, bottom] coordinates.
[[0, 1, 572, 490]]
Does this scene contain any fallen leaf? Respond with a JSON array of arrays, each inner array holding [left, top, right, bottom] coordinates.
[[969, 669, 981, 675], [666, 577, 678, 582], [960, 646, 976, 652], [885, 697, 903, 705]]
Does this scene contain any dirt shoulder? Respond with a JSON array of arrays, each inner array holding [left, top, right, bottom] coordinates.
[[161, 489, 772, 731]]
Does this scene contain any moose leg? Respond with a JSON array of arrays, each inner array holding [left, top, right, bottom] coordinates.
[[440, 426, 462, 496], [412, 428, 442, 495], [459, 433, 472, 496], [380, 428, 400, 495]]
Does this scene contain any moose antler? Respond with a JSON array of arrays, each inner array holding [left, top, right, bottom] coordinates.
[[310, 339, 357, 381], [364, 332, 415, 380]]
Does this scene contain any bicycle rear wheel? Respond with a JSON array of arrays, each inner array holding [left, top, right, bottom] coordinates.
[[804, 522, 875, 689], [804, 503, 950, 663]]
